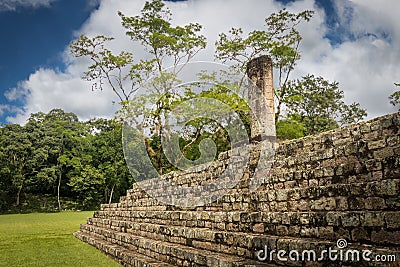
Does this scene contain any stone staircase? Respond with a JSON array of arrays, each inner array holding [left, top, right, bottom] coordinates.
[[74, 112, 400, 266]]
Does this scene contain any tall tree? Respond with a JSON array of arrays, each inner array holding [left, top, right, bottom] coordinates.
[[26, 109, 80, 210], [71, 0, 207, 174], [0, 124, 33, 206], [70, 0, 206, 104], [215, 9, 314, 122]]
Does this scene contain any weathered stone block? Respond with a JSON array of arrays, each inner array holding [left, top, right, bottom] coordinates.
[[364, 197, 386, 210], [371, 230, 400, 245], [341, 213, 360, 227], [326, 212, 340, 226], [276, 202, 288, 212], [252, 223, 264, 233], [347, 197, 365, 210], [374, 147, 394, 159], [368, 139, 387, 150], [387, 135, 400, 146], [378, 179, 399, 196], [308, 179, 319, 187], [351, 228, 369, 242], [276, 225, 289, 236], [300, 214, 310, 225], [360, 212, 384, 227], [385, 212, 400, 229]]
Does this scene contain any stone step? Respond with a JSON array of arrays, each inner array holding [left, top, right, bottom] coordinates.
[[100, 179, 399, 214], [122, 153, 397, 201], [91, 210, 400, 241], [76, 225, 280, 267], [73, 231, 175, 267], [77, 224, 400, 267], [87, 211, 400, 250], [86, 219, 280, 259]]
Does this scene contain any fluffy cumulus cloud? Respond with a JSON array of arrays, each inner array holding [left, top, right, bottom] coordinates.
[[295, 0, 400, 118], [0, 0, 56, 11], [6, 68, 119, 123], [5, 0, 400, 124]]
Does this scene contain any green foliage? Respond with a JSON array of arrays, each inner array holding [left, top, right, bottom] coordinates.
[[0, 109, 133, 211], [283, 75, 367, 135], [215, 9, 314, 123], [215, 9, 313, 71], [119, 0, 206, 70], [215, 8, 366, 139], [68, 165, 105, 209], [389, 83, 400, 109], [0, 124, 33, 206], [276, 116, 306, 140]]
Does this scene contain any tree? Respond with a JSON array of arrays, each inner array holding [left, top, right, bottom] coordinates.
[[0, 109, 137, 211], [70, 0, 206, 104], [179, 73, 251, 159], [276, 116, 306, 140], [71, 0, 207, 175], [215, 9, 314, 122], [26, 109, 80, 210], [119, 0, 206, 73], [284, 75, 366, 135], [87, 119, 132, 204], [68, 165, 105, 209], [0, 124, 33, 206]]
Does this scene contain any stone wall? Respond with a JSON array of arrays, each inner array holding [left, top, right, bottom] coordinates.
[[74, 111, 400, 266]]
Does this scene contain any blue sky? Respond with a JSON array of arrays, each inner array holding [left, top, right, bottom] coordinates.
[[0, 0, 399, 124], [0, 1, 96, 88], [0, 0, 99, 123]]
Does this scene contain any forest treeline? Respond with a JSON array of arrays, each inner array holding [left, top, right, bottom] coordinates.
[[0, 109, 132, 212]]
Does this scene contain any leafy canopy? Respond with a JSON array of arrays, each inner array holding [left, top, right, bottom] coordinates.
[[284, 75, 367, 135]]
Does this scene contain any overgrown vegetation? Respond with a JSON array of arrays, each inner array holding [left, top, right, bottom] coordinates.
[[0, 109, 133, 212]]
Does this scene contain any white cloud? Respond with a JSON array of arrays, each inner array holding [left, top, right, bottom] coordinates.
[[5, 0, 400, 124], [0, 105, 7, 117], [294, 0, 400, 118], [6, 68, 119, 124], [0, 0, 56, 11]]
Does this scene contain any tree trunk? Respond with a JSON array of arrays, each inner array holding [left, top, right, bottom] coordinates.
[[16, 163, 25, 206], [57, 172, 62, 210], [275, 101, 282, 123], [16, 184, 23, 206], [108, 184, 115, 204]]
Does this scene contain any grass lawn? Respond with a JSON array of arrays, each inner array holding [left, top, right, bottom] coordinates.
[[0, 211, 121, 267]]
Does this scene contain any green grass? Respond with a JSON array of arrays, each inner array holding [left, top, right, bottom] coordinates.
[[0, 211, 121, 267]]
